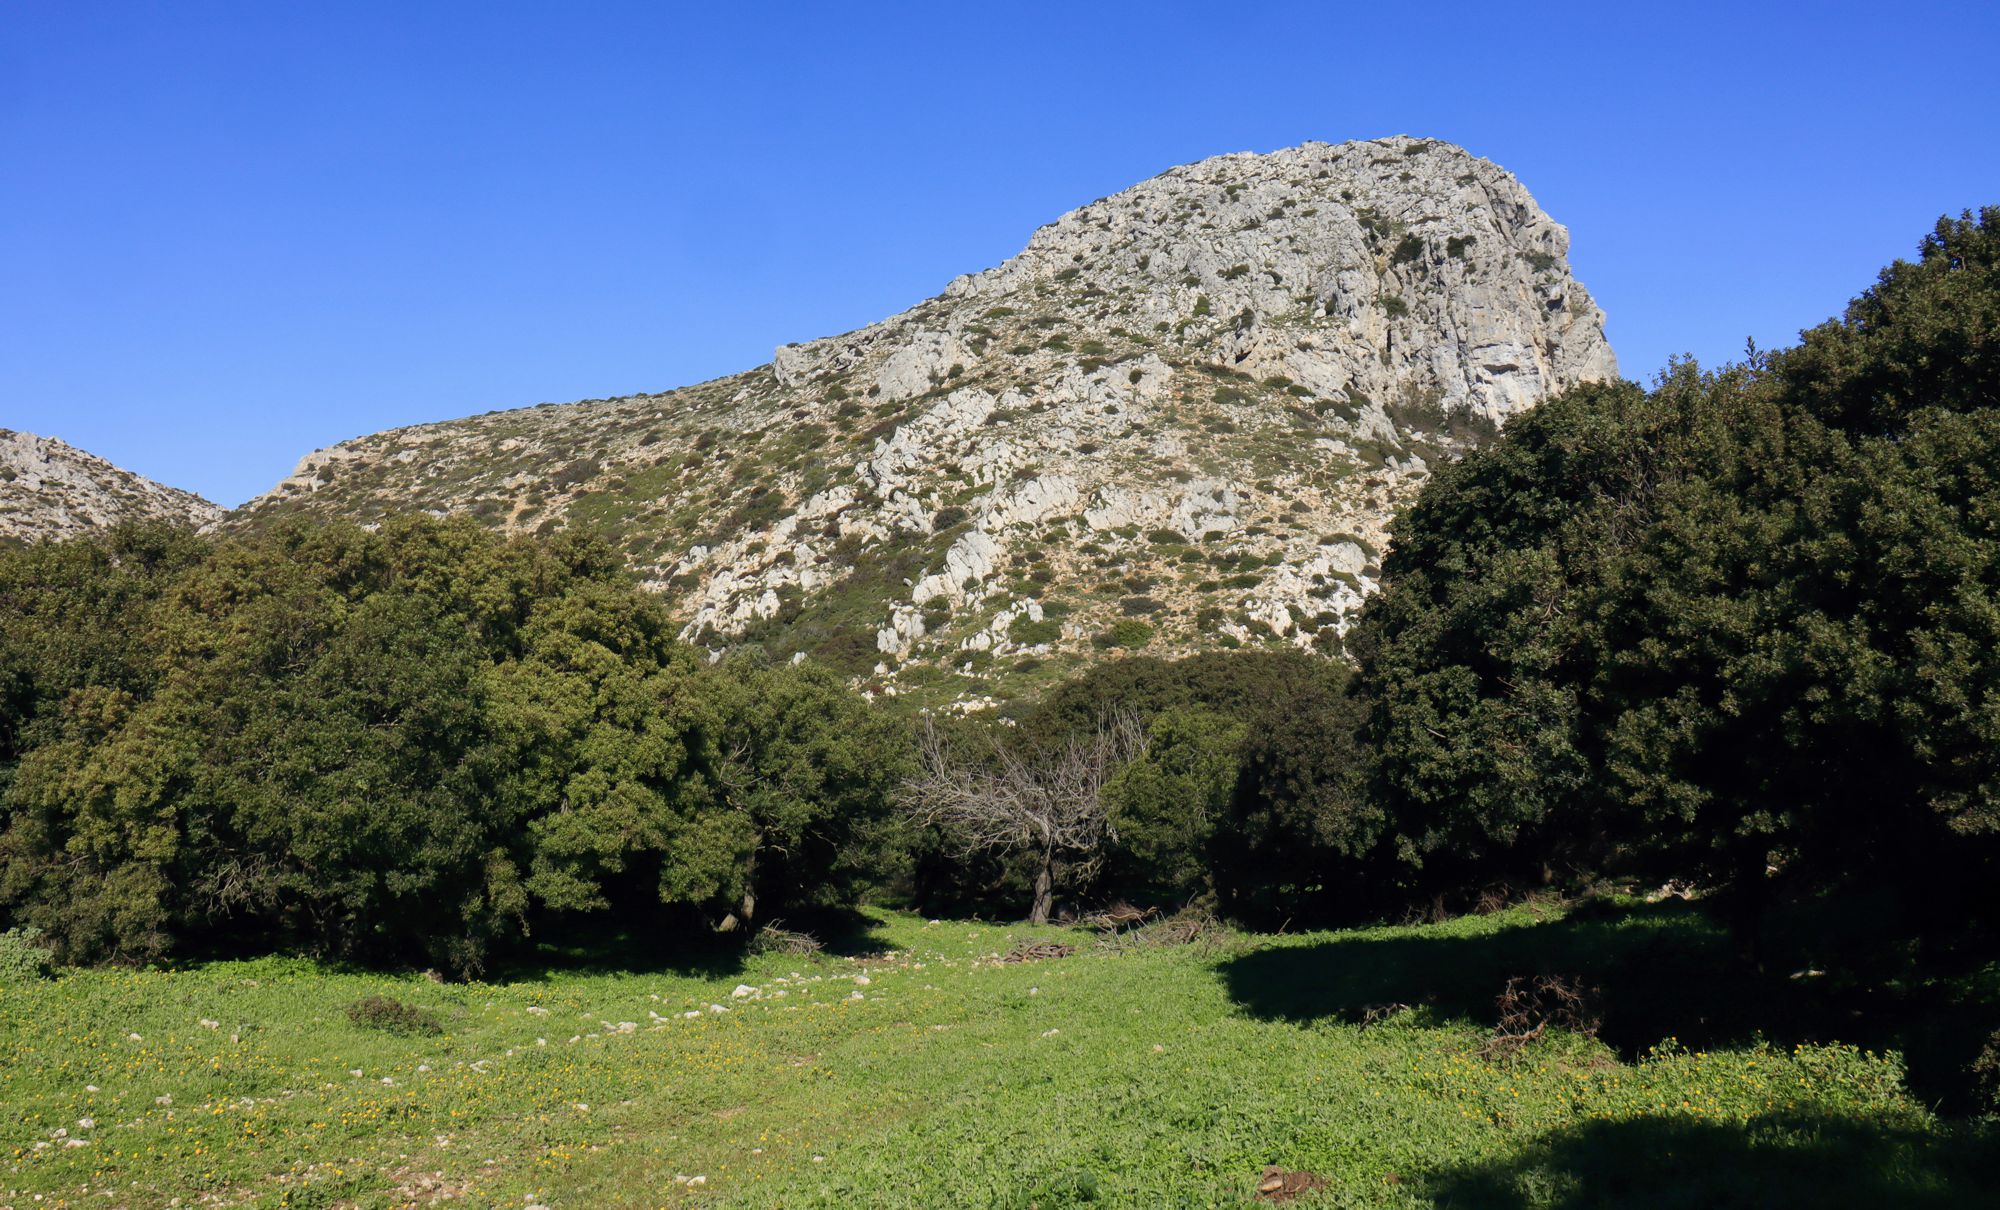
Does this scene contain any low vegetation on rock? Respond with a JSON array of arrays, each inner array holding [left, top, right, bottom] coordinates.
[[0, 430, 220, 545], [227, 138, 1616, 706]]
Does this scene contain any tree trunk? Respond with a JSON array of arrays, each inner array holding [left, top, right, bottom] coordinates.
[[1029, 855, 1054, 925], [1729, 846, 1768, 971], [718, 842, 758, 933], [738, 842, 758, 932]]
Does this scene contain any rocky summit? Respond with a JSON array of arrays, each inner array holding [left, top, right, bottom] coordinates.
[[235, 137, 1617, 707], [0, 429, 221, 545]]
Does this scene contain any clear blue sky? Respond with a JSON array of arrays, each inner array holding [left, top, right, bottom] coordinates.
[[5, 2, 1996, 506]]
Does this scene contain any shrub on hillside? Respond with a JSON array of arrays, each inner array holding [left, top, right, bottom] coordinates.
[[1093, 619, 1154, 649], [1008, 615, 1062, 646]]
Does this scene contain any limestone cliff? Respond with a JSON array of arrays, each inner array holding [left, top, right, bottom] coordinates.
[[0, 429, 221, 544], [235, 137, 1617, 707]]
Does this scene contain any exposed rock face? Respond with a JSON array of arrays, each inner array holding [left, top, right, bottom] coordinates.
[[0, 429, 221, 544], [235, 137, 1616, 707]]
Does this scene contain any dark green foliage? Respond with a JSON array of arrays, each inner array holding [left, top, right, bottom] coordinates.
[[1974, 1030, 2000, 1113], [1354, 209, 2000, 939], [1092, 619, 1154, 649], [1012, 652, 1365, 914], [1008, 615, 1062, 646], [1778, 209, 2000, 436], [0, 524, 206, 796], [1222, 666, 1376, 924], [683, 661, 911, 931], [1026, 650, 1334, 742], [0, 518, 906, 972], [345, 994, 443, 1036], [0, 925, 52, 981], [1103, 707, 1243, 906]]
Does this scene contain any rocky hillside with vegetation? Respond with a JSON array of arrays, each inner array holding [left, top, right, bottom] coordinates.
[[0, 429, 221, 544], [234, 137, 1616, 706]]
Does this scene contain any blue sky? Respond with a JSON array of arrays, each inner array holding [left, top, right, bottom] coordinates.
[[5, 2, 1996, 506]]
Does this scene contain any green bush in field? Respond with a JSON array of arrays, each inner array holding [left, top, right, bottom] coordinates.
[[0, 925, 53, 981], [344, 994, 442, 1036], [1005, 651, 1366, 916]]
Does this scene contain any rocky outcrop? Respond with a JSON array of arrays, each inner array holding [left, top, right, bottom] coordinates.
[[233, 137, 1617, 707], [0, 429, 221, 544]]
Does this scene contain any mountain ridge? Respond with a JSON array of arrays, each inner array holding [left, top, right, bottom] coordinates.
[[151, 137, 1619, 706], [0, 429, 221, 544]]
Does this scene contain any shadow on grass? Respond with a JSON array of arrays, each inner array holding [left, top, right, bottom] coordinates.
[[1218, 899, 1995, 1113], [1424, 1112, 2000, 1208], [796, 907, 903, 959], [1222, 901, 1803, 1050], [487, 906, 902, 983]]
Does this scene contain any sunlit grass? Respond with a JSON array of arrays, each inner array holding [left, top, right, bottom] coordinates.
[[2, 907, 1990, 1207]]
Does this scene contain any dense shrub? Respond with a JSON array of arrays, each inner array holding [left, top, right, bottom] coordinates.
[[0, 925, 53, 981], [1973, 1031, 2000, 1114], [1025, 650, 1337, 742], [345, 995, 443, 1036], [1008, 615, 1062, 646], [984, 651, 1367, 918], [1220, 664, 1376, 925], [1093, 619, 1154, 648], [0, 518, 906, 973], [1351, 209, 2000, 943]]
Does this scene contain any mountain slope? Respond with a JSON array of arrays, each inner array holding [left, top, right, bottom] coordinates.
[[235, 137, 1616, 706], [0, 429, 222, 544]]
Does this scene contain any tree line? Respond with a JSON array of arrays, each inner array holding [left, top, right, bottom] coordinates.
[[914, 208, 1997, 956], [1347, 207, 2000, 956], [2, 208, 1994, 980], [0, 520, 907, 973]]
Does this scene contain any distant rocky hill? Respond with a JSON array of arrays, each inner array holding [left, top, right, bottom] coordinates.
[[234, 137, 1617, 708], [0, 429, 221, 544]]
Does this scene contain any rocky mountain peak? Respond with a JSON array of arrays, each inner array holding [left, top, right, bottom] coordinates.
[[0, 429, 221, 544], [774, 136, 1613, 423], [237, 137, 1617, 710]]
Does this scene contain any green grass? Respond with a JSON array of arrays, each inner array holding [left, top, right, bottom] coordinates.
[[3, 905, 1993, 1207]]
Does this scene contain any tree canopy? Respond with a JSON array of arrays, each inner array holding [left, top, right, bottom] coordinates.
[[0, 518, 906, 972], [1352, 208, 2000, 939]]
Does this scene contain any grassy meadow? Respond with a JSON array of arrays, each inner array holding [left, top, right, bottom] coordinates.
[[3, 902, 1995, 1209]]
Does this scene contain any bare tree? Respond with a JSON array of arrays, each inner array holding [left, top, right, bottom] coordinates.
[[903, 713, 1146, 924]]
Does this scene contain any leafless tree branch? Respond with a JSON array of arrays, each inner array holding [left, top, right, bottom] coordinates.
[[901, 712, 1145, 923]]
